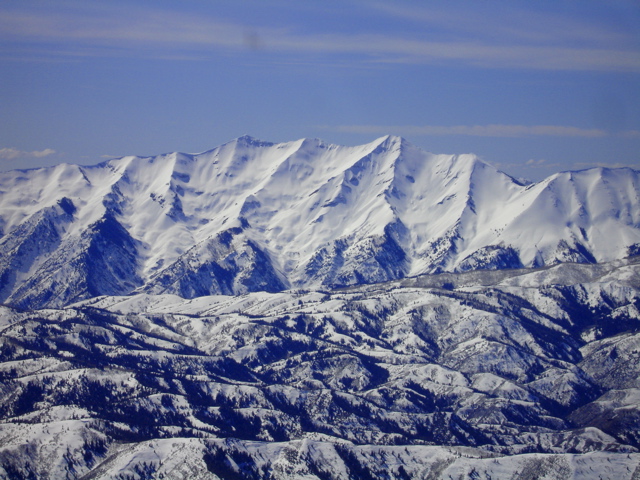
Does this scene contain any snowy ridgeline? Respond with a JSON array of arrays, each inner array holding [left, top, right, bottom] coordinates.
[[1, 135, 640, 309], [1, 259, 640, 478]]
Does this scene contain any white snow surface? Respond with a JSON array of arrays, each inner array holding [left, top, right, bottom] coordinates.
[[1, 135, 639, 306], [1, 257, 640, 478]]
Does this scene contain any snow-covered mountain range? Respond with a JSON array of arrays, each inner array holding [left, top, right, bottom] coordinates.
[[1, 136, 640, 479], [1, 135, 639, 309], [1, 258, 640, 478]]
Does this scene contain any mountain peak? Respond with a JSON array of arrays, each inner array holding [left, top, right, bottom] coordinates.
[[233, 134, 275, 148], [1, 136, 639, 308], [372, 134, 408, 150]]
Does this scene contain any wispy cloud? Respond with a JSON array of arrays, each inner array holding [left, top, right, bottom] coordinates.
[[0, 4, 638, 72], [525, 159, 548, 166], [369, 3, 638, 49], [324, 124, 608, 138], [0, 7, 245, 51], [0, 147, 56, 160], [494, 158, 563, 174], [574, 161, 640, 170]]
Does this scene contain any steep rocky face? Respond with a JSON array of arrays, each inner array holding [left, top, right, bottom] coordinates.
[[0, 199, 75, 302], [5, 213, 142, 309], [141, 225, 288, 297]]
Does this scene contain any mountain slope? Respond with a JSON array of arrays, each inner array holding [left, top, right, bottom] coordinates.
[[1, 257, 640, 478], [1, 135, 639, 309]]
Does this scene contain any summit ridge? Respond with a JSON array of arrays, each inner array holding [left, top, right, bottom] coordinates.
[[0, 136, 639, 309]]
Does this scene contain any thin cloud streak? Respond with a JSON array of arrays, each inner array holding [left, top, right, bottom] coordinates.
[[494, 160, 563, 173], [1, 6, 639, 72], [326, 124, 608, 138], [0, 147, 56, 160], [369, 3, 638, 49], [274, 34, 640, 71], [0, 9, 245, 48], [574, 161, 640, 170]]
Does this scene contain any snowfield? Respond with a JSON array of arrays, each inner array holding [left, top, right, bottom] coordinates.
[[1, 136, 639, 478], [0, 258, 639, 478], [1, 136, 640, 308]]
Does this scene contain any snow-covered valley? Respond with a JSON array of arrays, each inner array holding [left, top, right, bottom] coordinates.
[[0, 257, 639, 478]]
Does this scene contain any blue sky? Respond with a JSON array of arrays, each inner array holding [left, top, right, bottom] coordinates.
[[0, 0, 639, 180]]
